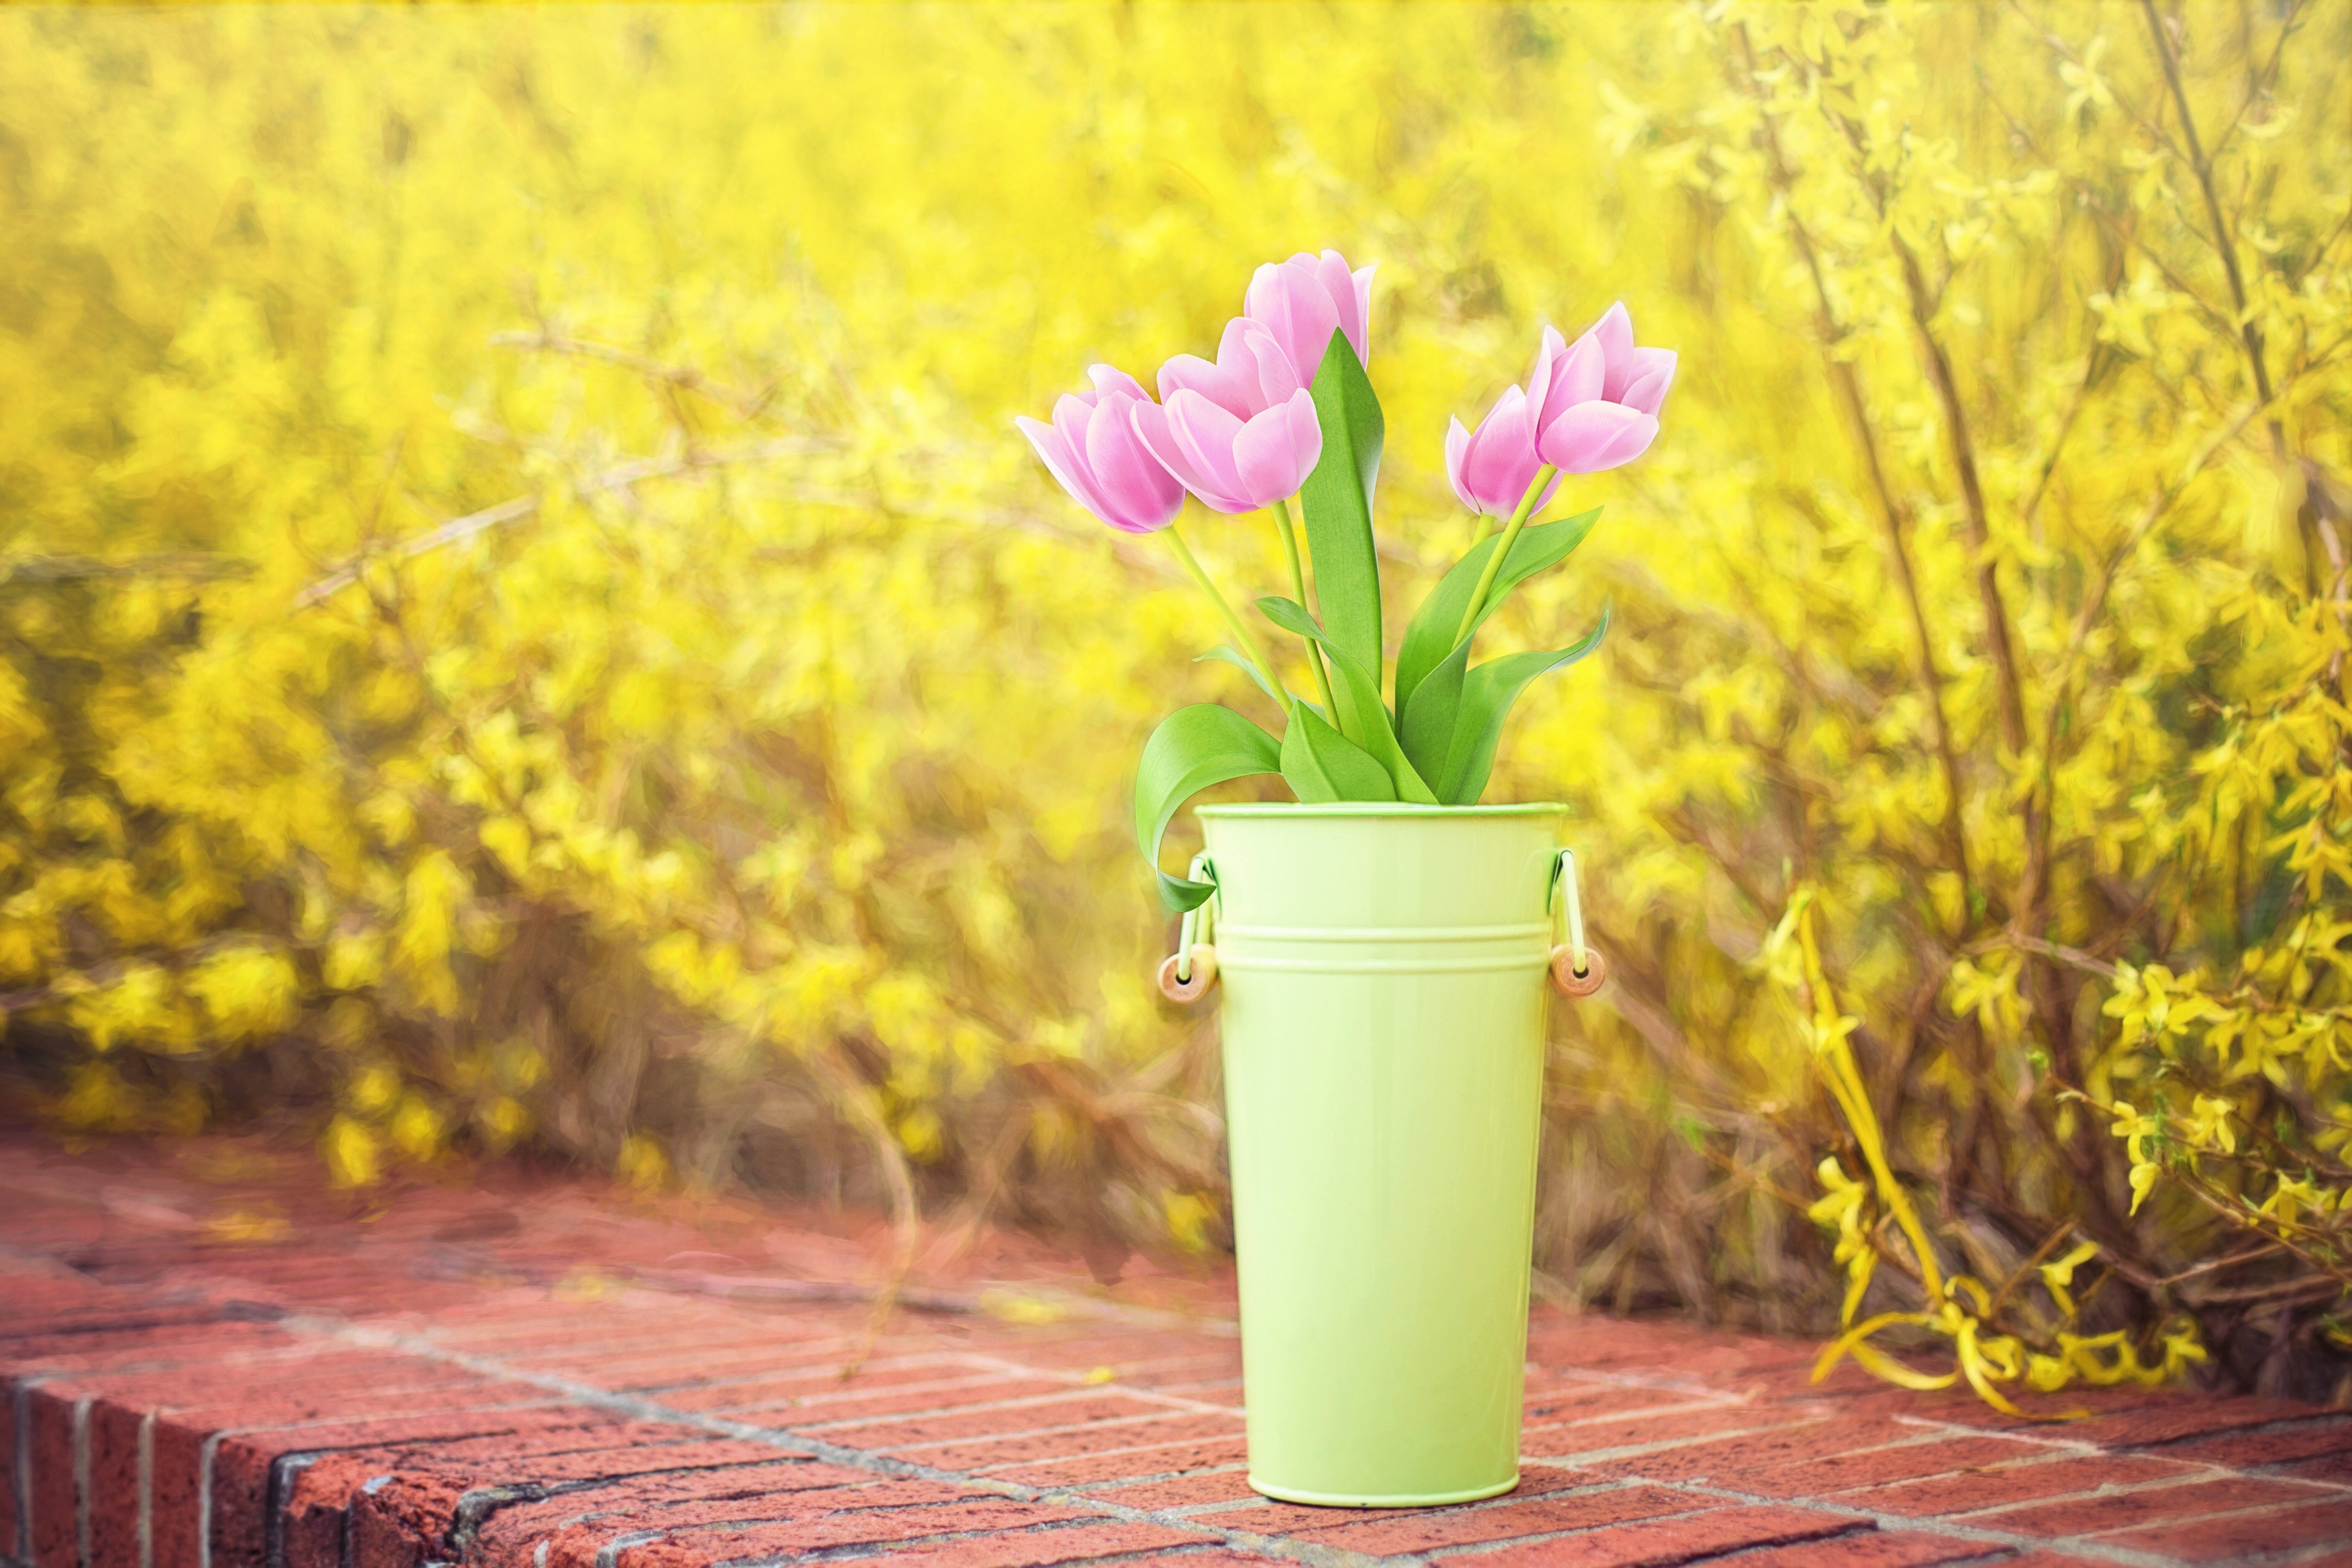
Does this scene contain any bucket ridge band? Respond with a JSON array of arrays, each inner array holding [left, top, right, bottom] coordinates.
[[1216, 921, 1549, 942]]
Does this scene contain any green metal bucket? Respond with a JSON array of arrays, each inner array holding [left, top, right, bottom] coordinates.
[[1197, 801, 1567, 1508]]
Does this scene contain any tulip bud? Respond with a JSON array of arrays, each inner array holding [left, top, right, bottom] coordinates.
[[1016, 365, 1187, 535], [1242, 249, 1376, 387], [1527, 304, 1676, 475]]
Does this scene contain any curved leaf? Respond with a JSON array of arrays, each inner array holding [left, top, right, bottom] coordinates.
[[1258, 595, 1437, 804], [1295, 328, 1384, 705], [1193, 646, 1324, 721], [1437, 604, 1612, 805], [1394, 508, 1601, 723], [1134, 703, 1283, 910], [1398, 634, 1470, 787], [1280, 697, 1394, 804]]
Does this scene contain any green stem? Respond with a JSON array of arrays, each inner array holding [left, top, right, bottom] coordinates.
[[1269, 498, 1339, 717], [1452, 464, 1558, 649], [1166, 524, 1284, 711]]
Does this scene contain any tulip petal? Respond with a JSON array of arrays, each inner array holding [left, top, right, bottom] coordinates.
[[1160, 389, 1257, 512], [1234, 319, 1302, 408], [1461, 385, 1542, 516], [1555, 330, 1607, 412], [1157, 351, 1248, 420], [1084, 397, 1183, 533], [1618, 348, 1678, 418], [1352, 263, 1377, 363], [1018, 412, 1106, 523], [1444, 416, 1477, 514], [1523, 326, 1570, 430], [1131, 398, 1228, 512], [1537, 399, 1658, 475], [1314, 249, 1367, 364], [1592, 302, 1637, 401], [1246, 254, 1345, 388], [1231, 391, 1321, 506], [1087, 364, 1150, 401]]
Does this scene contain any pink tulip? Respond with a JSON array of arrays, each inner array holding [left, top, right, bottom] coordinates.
[[1243, 249, 1376, 387], [1155, 317, 1303, 420], [1444, 385, 1564, 518], [1016, 365, 1186, 535], [1527, 303, 1677, 475], [1131, 387, 1323, 514]]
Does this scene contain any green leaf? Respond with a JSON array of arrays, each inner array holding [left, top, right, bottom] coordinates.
[[1295, 328, 1385, 710], [1258, 596, 1438, 804], [1394, 508, 1601, 724], [1134, 703, 1283, 910], [1437, 605, 1612, 805], [1193, 646, 1323, 722], [1280, 697, 1395, 804], [1398, 634, 1470, 788]]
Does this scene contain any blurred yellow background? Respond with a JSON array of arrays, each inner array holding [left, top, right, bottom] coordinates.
[[1, 2, 2347, 1395]]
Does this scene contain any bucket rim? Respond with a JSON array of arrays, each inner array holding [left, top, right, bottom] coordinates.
[[1196, 801, 1568, 818]]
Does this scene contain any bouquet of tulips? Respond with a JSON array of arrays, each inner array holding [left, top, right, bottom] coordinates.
[[1019, 251, 1674, 912]]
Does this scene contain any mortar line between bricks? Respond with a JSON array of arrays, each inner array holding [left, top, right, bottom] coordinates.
[[2124, 1409, 2352, 1457], [418, 1322, 892, 1365], [274, 1314, 1395, 1568], [1091, 1461, 1252, 1503], [1891, 1411, 2352, 1497], [1879, 1408, 2254, 1468], [1176, 1471, 1660, 1527], [954, 1357, 1247, 1416], [504, 1337, 918, 1380], [1509, 1459, 2230, 1568], [1532, 1365, 1743, 1399], [715, 1512, 1240, 1567], [964, 1426, 1257, 1476], [1511, 1414, 1823, 1467], [723, 1525, 1281, 1568], [439, 1453, 976, 1552], [815, 1407, 1226, 1457], [2069, 1488, 2352, 1548], [270, 1454, 322, 1568], [680, 1368, 1060, 1419], [138, 1410, 154, 1568], [1932, 1462, 2306, 1521], [1517, 1391, 1756, 1435], [619, 1353, 985, 1397], [72, 1395, 91, 1568], [788, 1377, 1236, 1434], [1368, 1494, 1797, 1565], [11, 1375, 42, 1566]]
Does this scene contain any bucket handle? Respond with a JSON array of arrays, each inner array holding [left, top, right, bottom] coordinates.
[[1157, 854, 1219, 1003], [1548, 849, 1608, 998]]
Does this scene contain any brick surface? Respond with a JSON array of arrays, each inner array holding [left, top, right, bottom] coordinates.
[[1741, 1433, 2045, 1498], [1967, 1474, 2335, 1537], [2, 1129, 2346, 1568], [1839, 1451, 2207, 1517], [2096, 1497, 2352, 1560], [1299, 1483, 1702, 1553], [1072, 1469, 1258, 1509], [1724, 1532, 2001, 1568], [1435, 1503, 1870, 1566]]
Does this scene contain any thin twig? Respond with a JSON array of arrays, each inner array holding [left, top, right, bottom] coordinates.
[[293, 441, 810, 608]]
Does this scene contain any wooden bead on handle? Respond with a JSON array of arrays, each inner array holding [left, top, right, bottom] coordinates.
[[1549, 944, 1608, 998], [1157, 944, 1218, 1003]]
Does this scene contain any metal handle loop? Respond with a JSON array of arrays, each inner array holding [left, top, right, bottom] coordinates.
[[1551, 849, 1588, 975], [1548, 848, 1606, 998], [1159, 855, 1219, 1003], [1175, 854, 1216, 981]]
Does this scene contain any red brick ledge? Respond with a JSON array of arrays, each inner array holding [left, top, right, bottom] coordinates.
[[2, 1134, 2349, 1568]]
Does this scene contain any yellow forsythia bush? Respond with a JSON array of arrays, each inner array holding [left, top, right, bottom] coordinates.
[[1, 2, 2347, 1398]]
